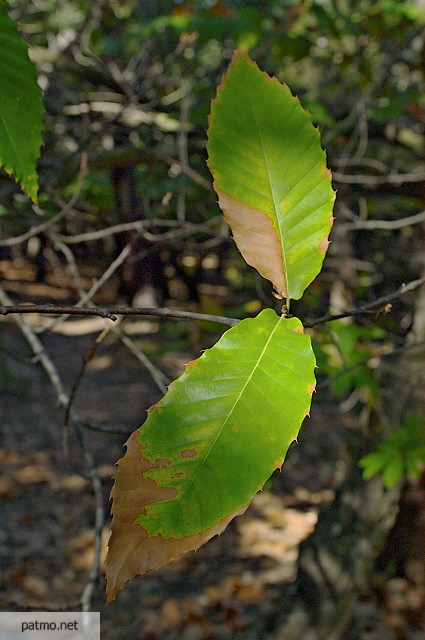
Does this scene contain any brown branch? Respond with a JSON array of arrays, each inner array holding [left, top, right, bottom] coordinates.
[[0, 153, 88, 247], [64, 325, 112, 457], [306, 277, 425, 327], [2, 279, 422, 330], [36, 243, 132, 333], [75, 423, 105, 612], [113, 327, 168, 394], [0, 284, 103, 610], [0, 304, 240, 326]]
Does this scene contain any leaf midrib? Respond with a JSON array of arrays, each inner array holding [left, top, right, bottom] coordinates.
[[244, 84, 289, 300], [144, 315, 284, 535]]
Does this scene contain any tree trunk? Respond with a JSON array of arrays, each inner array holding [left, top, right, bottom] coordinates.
[[111, 163, 167, 306]]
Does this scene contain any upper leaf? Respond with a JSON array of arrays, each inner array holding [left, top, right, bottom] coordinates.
[[0, 3, 44, 202], [207, 51, 335, 302]]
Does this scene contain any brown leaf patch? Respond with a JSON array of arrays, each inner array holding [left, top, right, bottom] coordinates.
[[106, 430, 248, 603], [180, 449, 198, 458], [214, 184, 286, 297]]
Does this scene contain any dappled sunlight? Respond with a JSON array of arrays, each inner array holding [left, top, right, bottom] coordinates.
[[237, 492, 318, 583]]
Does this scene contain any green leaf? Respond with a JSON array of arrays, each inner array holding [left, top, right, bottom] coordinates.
[[0, 3, 44, 201], [382, 456, 404, 489], [359, 451, 386, 479], [207, 51, 335, 302], [136, 308, 316, 539]]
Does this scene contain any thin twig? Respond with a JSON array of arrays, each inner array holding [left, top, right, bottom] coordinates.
[[354, 92, 368, 161], [0, 153, 88, 247], [80, 420, 134, 435], [176, 81, 192, 223], [49, 231, 86, 297], [37, 243, 132, 332], [333, 157, 388, 173], [64, 325, 112, 458], [112, 327, 168, 394], [0, 304, 240, 326], [161, 152, 213, 191], [55, 216, 221, 244], [0, 284, 103, 610], [332, 169, 425, 186], [306, 277, 425, 327], [0, 287, 70, 407], [338, 209, 425, 231], [75, 423, 104, 612]]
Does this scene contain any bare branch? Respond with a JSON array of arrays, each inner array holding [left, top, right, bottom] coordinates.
[[55, 216, 222, 245], [64, 325, 112, 457], [0, 303, 240, 327], [338, 209, 425, 231], [332, 169, 425, 186], [75, 424, 105, 612], [113, 327, 168, 394], [0, 287, 70, 407], [306, 277, 425, 327], [49, 231, 86, 297], [333, 157, 388, 173], [37, 243, 132, 333], [0, 284, 104, 610], [0, 153, 88, 247]]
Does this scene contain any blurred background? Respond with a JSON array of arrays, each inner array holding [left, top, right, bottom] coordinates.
[[1, 1, 425, 638]]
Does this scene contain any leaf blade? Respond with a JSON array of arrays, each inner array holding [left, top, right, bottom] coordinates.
[[135, 309, 316, 539], [106, 430, 248, 603], [207, 51, 335, 300], [0, 4, 44, 201]]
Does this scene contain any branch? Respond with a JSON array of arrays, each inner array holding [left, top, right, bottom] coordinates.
[[0, 153, 88, 247], [64, 325, 112, 457], [75, 424, 105, 612], [37, 243, 132, 333], [113, 328, 168, 394], [0, 304, 240, 327], [306, 277, 425, 327], [338, 209, 425, 231], [55, 216, 222, 245], [332, 169, 425, 186], [0, 284, 103, 610]]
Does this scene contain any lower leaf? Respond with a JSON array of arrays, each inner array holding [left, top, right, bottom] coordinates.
[[106, 308, 316, 600]]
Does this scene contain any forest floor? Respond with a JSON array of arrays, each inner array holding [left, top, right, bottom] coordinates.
[[0, 263, 424, 639]]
